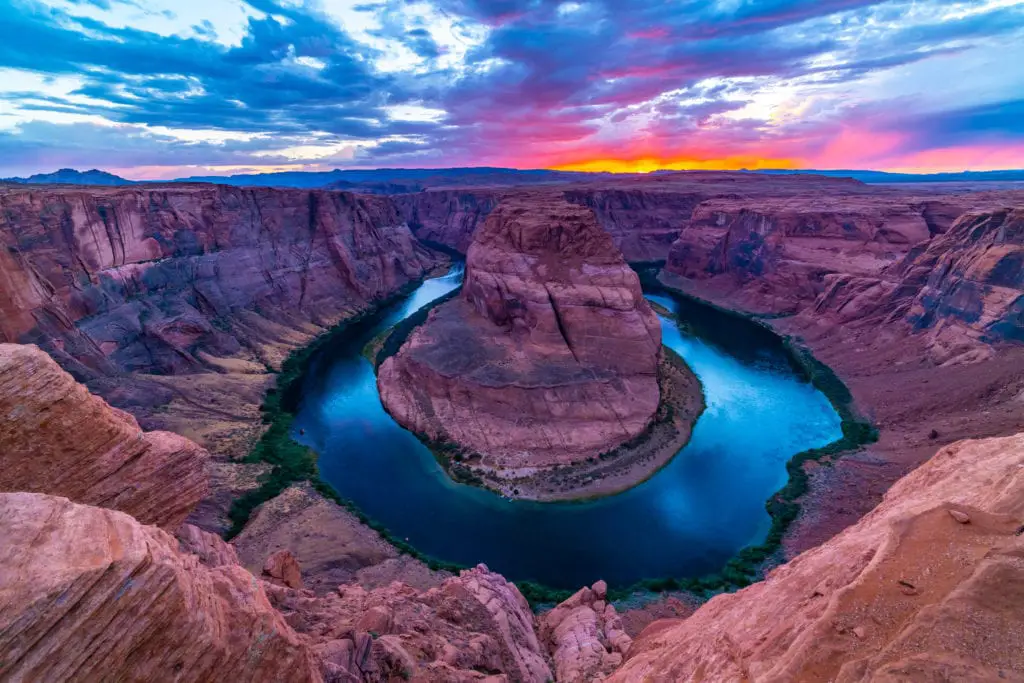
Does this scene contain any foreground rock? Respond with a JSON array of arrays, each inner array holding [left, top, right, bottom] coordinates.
[[610, 432, 1024, 682], [541, 580, 632, 682], [379, 194, 699, 495], [230, 483, 428, 595], [264, 563, 553, 682], [0, 343, 207, 528], [0, 492, 320, 682]]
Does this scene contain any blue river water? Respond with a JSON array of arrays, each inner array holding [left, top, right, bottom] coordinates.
[[293, 266, 842, 588]]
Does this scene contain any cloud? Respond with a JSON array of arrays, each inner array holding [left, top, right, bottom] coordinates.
[[0, 0, 1022, 176]]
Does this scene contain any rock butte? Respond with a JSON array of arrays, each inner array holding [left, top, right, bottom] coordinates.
[[0, 174, 1023, 681], [378, 194, 701, 489]]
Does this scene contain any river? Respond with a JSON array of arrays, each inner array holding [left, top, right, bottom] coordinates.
[[293, 266, 842, 588]]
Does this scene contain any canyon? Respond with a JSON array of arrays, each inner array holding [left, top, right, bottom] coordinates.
[[1, 173, 1023, 681], [378, 194, 703, 498]]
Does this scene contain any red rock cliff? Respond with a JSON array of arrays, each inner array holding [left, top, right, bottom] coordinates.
[[0, 492, 322, 682], [0, 185, 438, 379], [0, 343, 207, 529]]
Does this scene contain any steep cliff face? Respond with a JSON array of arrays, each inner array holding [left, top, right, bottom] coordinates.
[[0, 343, 207, 529], [563, 188, 705, 263], [0, 185, 438, 380], [663, 191, 1024, 318], [378, 195, 668, 476], [611, 432, 1024, 682], [393, 189, 501, 253], [665, 197, 942, 315], [808, 208, 1024, 363], [0, 492, 321, 683]]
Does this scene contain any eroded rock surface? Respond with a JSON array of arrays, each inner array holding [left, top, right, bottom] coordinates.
[[610, 433, 1024, 682], [0, 492, 320, 683], [0, 343, 207, 528], [541, 580, 632, 682], [265, 563, 553, 682], [0, 184, 439, 465], [379, 194, 667, 473], [810, 208, 1024, 364]]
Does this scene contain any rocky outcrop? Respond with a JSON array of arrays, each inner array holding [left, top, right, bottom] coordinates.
[[176, 522, 241, 567], [0, 343, 207, 529], [610, 432, 1024, 682], [541, 580, 633, 682], [379, 194, 669, 475], [230, 483, 421, 596], [264, 563, 553, 682], [0, 492, 321, 682]]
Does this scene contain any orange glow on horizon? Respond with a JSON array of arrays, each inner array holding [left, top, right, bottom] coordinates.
[[550, 155, 801, 174]]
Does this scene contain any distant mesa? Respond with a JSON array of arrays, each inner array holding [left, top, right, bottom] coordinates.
[[377, 193, 703, 498], [1, 168, 135, 186]]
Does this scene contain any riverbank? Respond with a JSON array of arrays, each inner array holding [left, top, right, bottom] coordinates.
[[226, 263, 869, 608]]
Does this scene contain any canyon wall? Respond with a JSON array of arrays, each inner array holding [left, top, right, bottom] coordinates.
[[393, 174, 1003, 265], [0, 185, 438, 379], [393, 189, 501, 253], [808, 208, 1024, 363]]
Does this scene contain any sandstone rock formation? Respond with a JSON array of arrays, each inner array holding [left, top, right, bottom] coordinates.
[[610, 432, 1024, 682], [264, 550, 305, 589], [0, 184, 439, 460], [264, 563, 553, 682], [230, 483, 424, 595], [540, 580, 633, 682], [176, 522, 241, 567], [0, 185, 436, 376], [0, 343, 207, 528], [379, 194, 668, 474], [394, 189, 501, 253], [809, 208, 1024, 364], [0, 492, 321, 682]]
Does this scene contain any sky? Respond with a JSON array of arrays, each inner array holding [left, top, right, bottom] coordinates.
[[0, 0, 1022, 179]]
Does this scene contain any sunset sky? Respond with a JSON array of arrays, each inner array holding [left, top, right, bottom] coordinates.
[[1, 0, 1022, 179]]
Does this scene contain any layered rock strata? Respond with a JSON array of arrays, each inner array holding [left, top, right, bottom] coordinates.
[[540, 580, 633, 682], [610, 432, 1024, 682], [0, 343, 207, 528], [379, 195, 682, 481], [0, 492, 320, 683], [808, 208, 1024, 363], [0, 184, 439, 463]]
